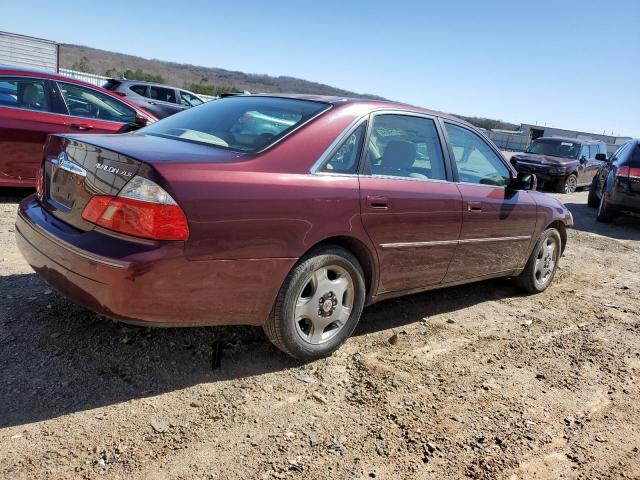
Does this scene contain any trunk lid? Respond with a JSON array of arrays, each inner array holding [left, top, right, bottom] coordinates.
[[42, 135, 144, 231], [41, 133, 247, 231]]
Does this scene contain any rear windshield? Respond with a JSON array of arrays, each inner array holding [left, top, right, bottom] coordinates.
[[102, 79, 121, 91], [526, 139, 580, 159], [140, 96, 330, 152]]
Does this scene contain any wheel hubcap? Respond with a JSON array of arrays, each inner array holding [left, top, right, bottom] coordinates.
[[534, 236, 558, 287], [294, 266, 354, 345]]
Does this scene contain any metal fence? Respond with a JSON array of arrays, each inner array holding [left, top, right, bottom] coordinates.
[[57, 68, 217, 102], [485, 130, 529, 152]]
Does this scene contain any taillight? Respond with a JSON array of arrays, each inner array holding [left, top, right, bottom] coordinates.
[[36, 165, 43, 199], [617, 166, 640, 178], [81, 176, 189, 241]]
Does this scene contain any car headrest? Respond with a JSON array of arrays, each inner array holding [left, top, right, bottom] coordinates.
[[23, 84, 41, 106], [381, 140, 416, 170]]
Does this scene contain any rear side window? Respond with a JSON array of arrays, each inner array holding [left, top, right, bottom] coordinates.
[[0, 77, 50, 112], [130, 85, 147, 96], [141, 96, 330, 153], [630, 143, 640, 167], [102, 79, 121, 91], [57, 82, 136, 123], [149, 86, 176, 103], [320, 122, 367, 174], [366, 114, 447, 180]]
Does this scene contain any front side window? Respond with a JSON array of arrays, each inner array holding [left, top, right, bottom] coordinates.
[[149, 86, 177, 103], [141, 96, 330, 153], [0, 77, 50, 112], [579, 145, 590, 159], [57, 82, 136, 123], [526, 139, 580, 158], [444, 123, 510, 186], [320, 122, 366, 174], [366, 114, 446, 180], [180, 91, 204, 107]]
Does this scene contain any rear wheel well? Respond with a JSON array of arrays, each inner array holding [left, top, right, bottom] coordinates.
[[547, 220, 567, 253], [302, 236, 376, 298]]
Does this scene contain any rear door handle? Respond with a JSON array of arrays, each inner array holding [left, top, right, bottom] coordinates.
[[467, 201, 482, 211], [367, 195, 389, 210], [67, 123, 94, 131]]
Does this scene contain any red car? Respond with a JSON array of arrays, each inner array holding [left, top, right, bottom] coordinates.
[[16, 95, 573, 359], [0, 67, 156, 187]]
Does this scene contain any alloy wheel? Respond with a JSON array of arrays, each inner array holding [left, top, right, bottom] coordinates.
[[294, 265, 355, 345], [564, 175, 577, 194], [534, 235, 559, 288]]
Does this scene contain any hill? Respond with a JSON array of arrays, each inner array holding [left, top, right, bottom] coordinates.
[[60, 44, 520, 130], [60, 44, 384, 99]]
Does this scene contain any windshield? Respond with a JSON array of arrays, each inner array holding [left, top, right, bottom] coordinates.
[[140, 96, 330, 152], [526, 139, 580, 159]]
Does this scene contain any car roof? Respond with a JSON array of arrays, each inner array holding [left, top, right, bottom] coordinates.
[[537, 136, 604, 145], [245, 93, 469, 125]]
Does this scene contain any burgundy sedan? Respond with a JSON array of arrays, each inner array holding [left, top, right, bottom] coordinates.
[[15, 95, 573, 359], [0, 67, 156, 187]]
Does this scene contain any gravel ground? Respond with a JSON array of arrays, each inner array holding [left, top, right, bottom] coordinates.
[[0, 187, 638, 480]]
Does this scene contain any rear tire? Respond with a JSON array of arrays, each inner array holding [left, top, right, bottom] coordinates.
[[555, 174, 577, 194], [263, 246, 366, 360], [587, 177, 599, 208], [513, 228, 562, 294], [596, 189, 616, 223]]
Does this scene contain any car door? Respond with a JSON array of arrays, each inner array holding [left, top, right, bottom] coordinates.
[[575, 144, 592, 184], [358, 112, 463, 293], [441, 121, 537, 282], [55, 81, 138, 134], [0, 76, 70, 182], [583, 144, 604, 185], [147, 85, 181, 117]]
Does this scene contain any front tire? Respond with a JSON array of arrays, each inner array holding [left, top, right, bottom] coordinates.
[[587, 176, 599, 208], [513, 228, 562, 294], [263, 246, 366, 360], [596, 189, 616, 223], [555, 174, 577, 194]]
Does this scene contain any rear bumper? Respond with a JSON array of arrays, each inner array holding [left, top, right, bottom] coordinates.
[[608, 190, 640, 213], [16, 196, 296, 326]]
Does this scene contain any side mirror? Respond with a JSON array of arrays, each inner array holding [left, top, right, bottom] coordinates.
[[509, 172, 537, 191], [135, 114, 149, 127], [579, 156, 588, 164], [595, 153, 607, 161]]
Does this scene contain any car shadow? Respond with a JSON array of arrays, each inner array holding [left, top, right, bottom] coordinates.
[[0, 187, 33, 204], [0, 272, 522, 428], [562, 201, 640, 241]]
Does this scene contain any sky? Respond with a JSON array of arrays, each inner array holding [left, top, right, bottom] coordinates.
[[2, 0, 639, 137]]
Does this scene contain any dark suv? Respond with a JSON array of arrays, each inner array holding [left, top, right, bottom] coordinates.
[[511, 137, 608, 194], [103, 79, 205, 119], [588, 140, 640, 222]]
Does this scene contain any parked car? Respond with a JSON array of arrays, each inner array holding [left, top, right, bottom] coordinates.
[[0, 66, 157, 188], [15, 95, 573, 360], [588, 139, 640, 222], [510, 137, 608, 194], [103, 79, 206, 119]]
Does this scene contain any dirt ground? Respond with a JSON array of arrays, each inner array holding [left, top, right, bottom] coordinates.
[[0, 186, 638, 480]]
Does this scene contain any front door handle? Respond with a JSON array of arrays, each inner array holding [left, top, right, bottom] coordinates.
[[66, 123, 94, 131], [367, 195, 389, 210], [467, 201, 482, 211]]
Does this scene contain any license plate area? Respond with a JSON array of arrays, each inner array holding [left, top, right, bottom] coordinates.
[[45, 156, 87, 211]]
